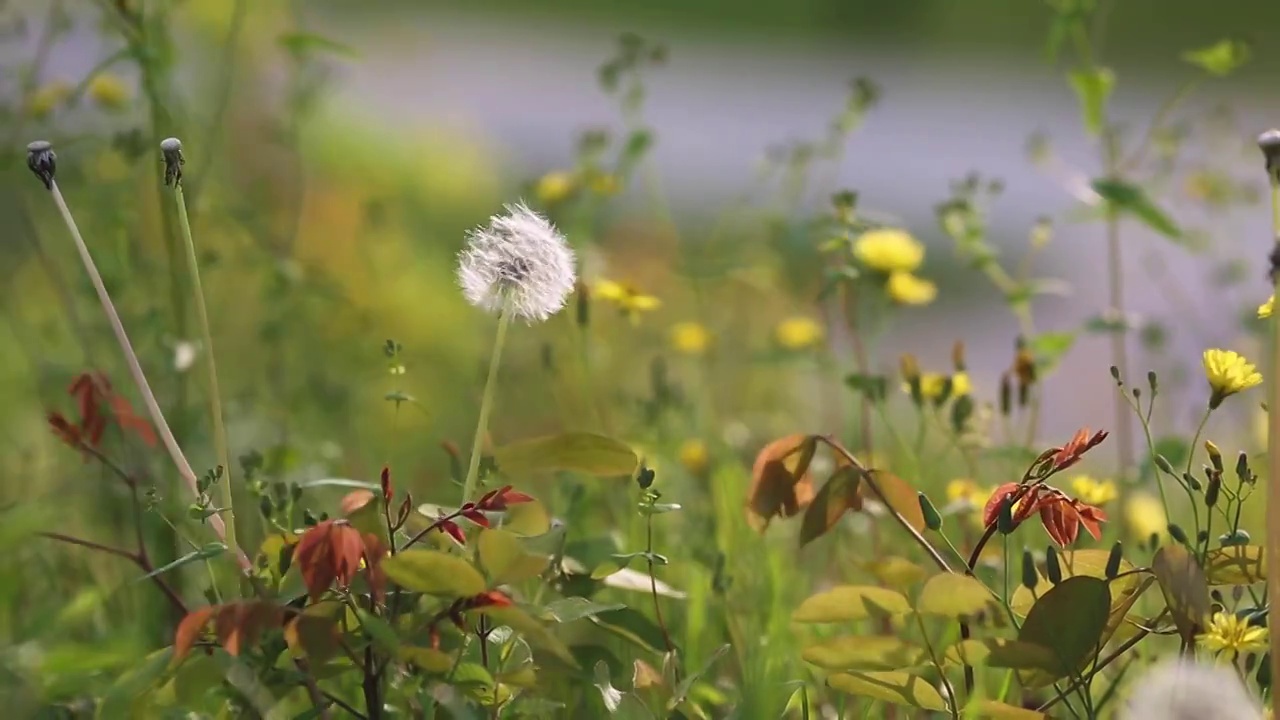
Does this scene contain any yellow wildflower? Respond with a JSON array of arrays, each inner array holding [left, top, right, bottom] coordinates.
[[886, 272, 937, 306], [945, 479, 989, 511], [594, 280, 660, 324], [775, 317, 824, 350], [1124, 492, 1166, 541], [1070, 475, 1117, 506], [589, 173, 621, 196], [670, 322, 711, 356], [27, 80, 72, 120], [678, 439, 710, 476], [1202, 349, 1262, 409], [1197, 611, 1267, 655], [902, 372, 970, 401], [853, 228, 924, 273], [87, 73, 130, 110], [535, 171, 577, 205], [1259, 294, 1274, 319]]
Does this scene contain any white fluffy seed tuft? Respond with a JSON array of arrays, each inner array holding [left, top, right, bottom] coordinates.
[[457, 202, 576, 323], [1120, 657, 1263, 720]]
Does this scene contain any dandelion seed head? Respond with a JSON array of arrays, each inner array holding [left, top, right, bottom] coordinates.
[[1121, 657, 1263, 720], [457, 202, 576, 323]]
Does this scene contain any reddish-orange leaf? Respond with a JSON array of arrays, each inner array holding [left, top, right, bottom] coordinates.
[[293, 519, 365, 599], [173, 606, 217, 662], [746, 434, 819, 532], [213, 602, 284, 656], [340, 490, 376, 516]]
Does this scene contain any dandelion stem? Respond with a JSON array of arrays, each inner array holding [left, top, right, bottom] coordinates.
[[46, 180, 250, 571], [172, 182, 240, 577], [462, 307, 513, 503]]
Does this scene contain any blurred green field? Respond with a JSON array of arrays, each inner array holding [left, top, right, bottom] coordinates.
[[0, 0, 1277, 718]]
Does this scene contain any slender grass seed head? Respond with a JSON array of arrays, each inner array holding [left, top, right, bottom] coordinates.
[[457, 202, 576, 323]]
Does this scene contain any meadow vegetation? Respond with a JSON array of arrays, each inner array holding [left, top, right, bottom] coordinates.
[[2, 1, 1279, 718]]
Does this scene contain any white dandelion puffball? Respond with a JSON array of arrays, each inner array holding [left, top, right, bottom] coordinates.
[[457, 202, 576, 322], [1121, 657, 1263, 720]]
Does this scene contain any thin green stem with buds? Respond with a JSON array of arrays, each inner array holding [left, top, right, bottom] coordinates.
[[172, 182, 240, 573], [461, 307, 513, 503]]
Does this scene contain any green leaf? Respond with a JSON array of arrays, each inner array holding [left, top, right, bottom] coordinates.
[[1025, 331, 1077, 373], [277, 32, 358, 60], [1152, 544, 1211, 643], [503, 499, 552, 536], [863, 557, 927, 589], [356, 609, 400, 655], [478, 606, 577, 667], [667, 644, 731, 710], [1205, 545, 1265, 585], [97, 648, 173, 720], [799, 466, 862, 547], [477, 529, 550, 586], [802, 636, 925, 671], [539, 598, 626, 623], [170, 650, 223, 706], [944, 638, 1056, 671], [827, 670, 949, 712], [137, 543, 226, 581], [916, 573, 994, 618], [399, 646, 456, 673], [298, 478, 379, 491], [493, 433, 638, 477], [1067, 67, 1115, 136], [1182, 39, 1251, 76], [792, 586, 911, 623], [844, 374, 888, 403], [590, 607, 674, 655], [1016, 576, 1110, 686], [966, 699, 1053, 719], [1091, 178, 1183, 240], [380, 550, 486, 596]]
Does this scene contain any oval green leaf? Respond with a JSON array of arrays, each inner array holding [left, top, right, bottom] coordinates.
[[478, 529, 550, 586], [827, 670, 949, 712], [792, 585, 911, 624], [380, 550, 486, 596], [1205, 545, 1265, 585], [802, 636, 924, 671], [1152, 544, 1210, 644], [916, 573, 994, 618], [944, 638, 1056, 671], [1016, 576, 1110, 686], [493, 433, 639, 477]]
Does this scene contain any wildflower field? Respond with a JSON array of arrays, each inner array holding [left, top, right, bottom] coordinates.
[[4, 1, 1280, 718]]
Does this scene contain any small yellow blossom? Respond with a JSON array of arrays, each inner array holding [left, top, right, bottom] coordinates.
[[87, 73, 130, 110], [594, 279, 660, 324], [535, 171, 577, 205], [1197, 611, 1268, 655], [678, 439, 710, 476], [775, 317, 824, 350], [853, 228, 924, 273], [1124, 492, 1167, 541], [886, 272, 937, 306], [945, 479, 990, 511], [27, 80, 73, 120], [1070, 475, 1117, 506], [670, 322, 711, 356], [902, 371, 970, 401], [1259, 294, 1274, 319], [589, 173, 621, 196], [1203, 349, 1262, 408]]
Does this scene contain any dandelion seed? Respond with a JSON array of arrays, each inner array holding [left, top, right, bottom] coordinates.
[[1202, 348, 1262, 409], [853, 228, 924, 273], [457, 202, 576, 323], [1122, 657, 1263, 720], [1198, 611, 1268, 655]]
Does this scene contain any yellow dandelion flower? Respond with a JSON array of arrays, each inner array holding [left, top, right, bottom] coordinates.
[[1259, 294, 1274, 319], [1197, 611, 1268, 655], [901, 372, 969, 401], [886, 272, 937, 306], [535, 170, 577, 205], [670, 322, 711, 356], [1070, 475, 1118, 506], [853, 228, 924, 273], [594, 279, 660, 324], [87, 73, 130, 110], [27, 80, 73, 120], [945, 479, 988, 511], [678, 439, 710, 476], [589, 173, 622, 196], [1203, 349, 1262, 409], [951, 371, 972, 397], [1124, 492, 1166, 541], [775, 317, 824, 350]]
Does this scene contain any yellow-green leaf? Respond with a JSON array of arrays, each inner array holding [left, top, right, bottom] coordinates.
[[1152, 544, 1210, 644], [801, 636, 924, 671], [916, 573, 994, 618], [792, 586, 911, 623], [380, 550, 486, 596], [478, 529, 550, 586], [864, 557, 927, 589], [1182, 39, 1251, 77], [493, 433, 638, 477], [97, 648, 173, 720], [503, 499, 552, 536], [865, 472, 925, 532], [1205, 545, 1265, 585], [967, 700, 1051, 719], [1016, 576, 1110, 686], [1067, 67, 1115, 136], [477, 606, 577, 667], [1012, 548, 1136, 617], [399, 646, 456, 673], [943, 638, 1056, 671], [827, 670, 948, 712]]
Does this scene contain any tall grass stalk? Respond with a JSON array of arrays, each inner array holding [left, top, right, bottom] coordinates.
[[167, 139, 240, 572], [37, 157, 249, 571]]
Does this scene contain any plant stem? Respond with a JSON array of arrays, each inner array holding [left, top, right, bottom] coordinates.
[[461, 307, 513, 503], [38, 532, 186, 614], [46, 181, 250, 571], [172, 183, 240, 578], [1265, 170, 1280, 718], [1105, 205, 1135, 489], [646, 510, 680, 680]]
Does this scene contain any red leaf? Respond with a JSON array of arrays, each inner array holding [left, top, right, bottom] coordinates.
[[173, 606, 216, 661], [461, 509, 491, 527], [293, 520, 365, 599], [439, 519, 466, 546], [380, 465, 393, 504], [340, 490, 376, 516]]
